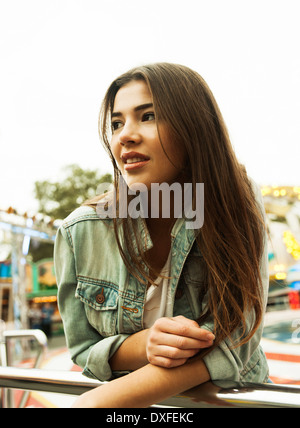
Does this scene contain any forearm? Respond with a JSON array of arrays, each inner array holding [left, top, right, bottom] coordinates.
[[109, 329, 149, 371], [73, 356, 210, 408], [109, 317, 214, 372]]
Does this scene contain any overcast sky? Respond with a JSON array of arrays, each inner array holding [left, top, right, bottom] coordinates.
[[1, 0, 299, 213]]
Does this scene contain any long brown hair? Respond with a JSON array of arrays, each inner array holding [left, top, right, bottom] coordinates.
[[85, 63, 266, 351]]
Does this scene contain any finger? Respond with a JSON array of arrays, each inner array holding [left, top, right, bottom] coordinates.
[[156, 317, 215, 342], [147, 354, 188, 368], [172, 316, 216, 339], [153, 332, 211, 350], [173, 319, 216, 341], [151, 345, 200, 360]]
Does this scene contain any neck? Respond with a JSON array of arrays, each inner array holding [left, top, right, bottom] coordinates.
[[146, 217, 176, 237]]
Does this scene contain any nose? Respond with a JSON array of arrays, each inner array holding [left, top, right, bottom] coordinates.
[[119, 120, 142, 146]]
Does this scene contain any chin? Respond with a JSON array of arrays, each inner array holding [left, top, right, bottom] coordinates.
[[127, 181, 151, 192], [122, 175, 151, 192]]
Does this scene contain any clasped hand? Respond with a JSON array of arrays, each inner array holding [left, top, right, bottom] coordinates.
[[146, 315, 215, 368]]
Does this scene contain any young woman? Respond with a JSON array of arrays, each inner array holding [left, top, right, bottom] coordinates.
[[54, 63, 269, 407]]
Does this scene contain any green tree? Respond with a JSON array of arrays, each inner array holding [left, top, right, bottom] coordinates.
[[34, 164, 112, 220]]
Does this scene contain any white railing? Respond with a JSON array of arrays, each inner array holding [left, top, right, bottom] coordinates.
[[0, 326, 47, 407], [1, 366, 300, 408], [1, 327, 300, 408]]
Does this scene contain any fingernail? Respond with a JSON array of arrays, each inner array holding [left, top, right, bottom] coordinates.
[[206, 333, 215, 341]]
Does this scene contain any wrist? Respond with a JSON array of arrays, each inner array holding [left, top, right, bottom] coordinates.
[[109, 329, 150, 371], [137, 328, 150, 364]]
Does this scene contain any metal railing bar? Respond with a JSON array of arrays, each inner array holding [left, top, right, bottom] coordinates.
[[0, 329, 48, 408], [0, 366, 102, 396], [1, 366, 300, 408], [3, 329, 48, 347]]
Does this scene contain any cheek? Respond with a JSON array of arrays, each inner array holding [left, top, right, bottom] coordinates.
[[158, 126, 187, 169], [174, 146, 188, 169], [110, 139, 121, 163], [160, 140, 187, 171]]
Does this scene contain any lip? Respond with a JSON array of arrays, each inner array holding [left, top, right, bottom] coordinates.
[[121, 151, 150, 163], [121, 151, 150, 171], [124, 159, 150, 171]]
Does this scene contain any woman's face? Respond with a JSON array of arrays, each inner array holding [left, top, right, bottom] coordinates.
[[110, 80, 187, 190]]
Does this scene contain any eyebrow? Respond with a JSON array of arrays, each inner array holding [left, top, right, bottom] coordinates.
[[111, 103, 154, 118]]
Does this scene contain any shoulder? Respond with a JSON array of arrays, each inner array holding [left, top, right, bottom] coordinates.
[[56, 205, 115, 251], [60, 205, 112, 229], [62, 206, 98, 226]]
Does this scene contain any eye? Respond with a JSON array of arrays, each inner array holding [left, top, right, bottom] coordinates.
[[111, 120, 123, 132], [142, 112, 155, 122]]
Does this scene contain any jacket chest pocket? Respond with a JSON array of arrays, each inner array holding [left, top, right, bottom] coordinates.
[[75, 280, 118, 337]]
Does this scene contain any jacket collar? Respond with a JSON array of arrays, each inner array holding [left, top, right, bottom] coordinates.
[[136, 216, 198, 254]]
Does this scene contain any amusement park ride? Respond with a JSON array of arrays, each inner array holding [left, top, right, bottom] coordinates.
[[0, 207, 60, 330], [263, 186, 300, 310]]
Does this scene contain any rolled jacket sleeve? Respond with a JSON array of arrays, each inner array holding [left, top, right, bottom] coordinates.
[[54, 225, 130, 381], [202, 338, 241, 382], [202, 325, 269, 383]]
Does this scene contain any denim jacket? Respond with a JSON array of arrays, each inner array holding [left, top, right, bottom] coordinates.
[[54, 185, 269, 383]]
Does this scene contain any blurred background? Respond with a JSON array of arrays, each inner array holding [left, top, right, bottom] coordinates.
[[0, 0, 300, 407]]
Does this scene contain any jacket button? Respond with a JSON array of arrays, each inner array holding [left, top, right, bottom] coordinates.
[[96, 288, 105, 304]]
